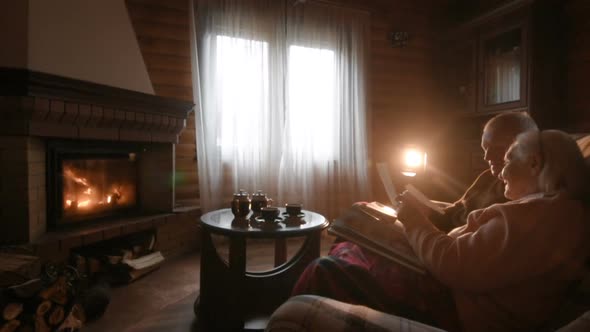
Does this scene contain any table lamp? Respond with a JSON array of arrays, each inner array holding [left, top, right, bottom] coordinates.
[[401, 146, 427, 177]]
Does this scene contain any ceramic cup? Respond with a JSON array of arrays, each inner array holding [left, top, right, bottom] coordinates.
[[285, 203, 302, 216], [260, 207, 280, 221]]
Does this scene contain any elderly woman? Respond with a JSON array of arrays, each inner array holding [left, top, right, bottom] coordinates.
[[284, 130, 590, 332], [395, 129, 590, 332]]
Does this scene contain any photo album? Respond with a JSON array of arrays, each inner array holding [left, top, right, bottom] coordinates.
[[328, 163, 442, 274]]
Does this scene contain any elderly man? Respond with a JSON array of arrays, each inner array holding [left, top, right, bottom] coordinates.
[[432, 111, 539, 231], [290, 111, 540, 327]]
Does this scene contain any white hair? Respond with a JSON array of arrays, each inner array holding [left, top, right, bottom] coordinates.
[[514, 130, 588, 198]]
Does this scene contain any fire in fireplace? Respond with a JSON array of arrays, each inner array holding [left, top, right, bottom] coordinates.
[[48, 140, 142, 228], [62, 158, 137, 219]]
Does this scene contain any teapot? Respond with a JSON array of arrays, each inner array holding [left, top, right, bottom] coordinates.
[[250, 190, 272, 213], [231, 189, 251, 218]]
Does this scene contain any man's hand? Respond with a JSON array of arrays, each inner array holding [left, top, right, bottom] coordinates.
[[396, 191, 431, 226]]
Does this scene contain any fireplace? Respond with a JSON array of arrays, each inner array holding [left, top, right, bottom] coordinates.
[[47, 140, 143, 228], [0, 68, 195, 245]]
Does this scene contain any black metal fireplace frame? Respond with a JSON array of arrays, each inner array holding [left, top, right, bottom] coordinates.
[[46, 139, 145, 230]]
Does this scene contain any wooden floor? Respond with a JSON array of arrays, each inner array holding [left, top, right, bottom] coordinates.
[[85, 234, 335, 332]]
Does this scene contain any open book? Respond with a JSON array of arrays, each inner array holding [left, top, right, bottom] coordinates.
[[328, 163, 443, 274]]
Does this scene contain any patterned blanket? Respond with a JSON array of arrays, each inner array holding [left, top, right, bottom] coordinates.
[[292, 241, 461, 331]]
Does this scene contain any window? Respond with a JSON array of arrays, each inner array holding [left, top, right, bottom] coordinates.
[[215, 36, 337, 161], [287, 45, 336, 160], [194, 1, 369, 215], [216, 35, 270, 157]]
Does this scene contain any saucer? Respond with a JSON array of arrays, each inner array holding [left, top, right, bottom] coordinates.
[[282, 212, 305, 218], [252, 217, 283, 229], [254, 216, 283, 223]]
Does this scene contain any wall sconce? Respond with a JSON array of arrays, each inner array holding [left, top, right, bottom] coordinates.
[[400, 146, 427, 177], [389, 31, 409, 48]]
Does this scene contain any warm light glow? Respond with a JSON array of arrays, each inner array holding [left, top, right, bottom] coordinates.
[[77, 200, 90, 208], [401, 171, 417, 177], [400, 147, 427, 177], [381, 205, 397, 215], [66, 200, 72, 207], [107, 195, 112, 203], [404, 149, 424, 168]]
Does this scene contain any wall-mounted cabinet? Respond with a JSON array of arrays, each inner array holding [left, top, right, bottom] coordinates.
[[478, 20, 528, 113], [442, 6, 532, 116], [441, 0, 565, 126], [437, 0, 566, 188]]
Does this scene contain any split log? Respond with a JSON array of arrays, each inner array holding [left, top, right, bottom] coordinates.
[[55, 304, 83, 332], [34, 315, 50, 332], [48, 305, 65, 326], [2, 303, 23, 321], [39, 276, 68, 305], [0, 320, 20, 332], [72, 303, 86, 324], [35, 300, 52, 317]]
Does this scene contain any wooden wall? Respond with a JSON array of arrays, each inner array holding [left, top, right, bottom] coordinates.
[[565, 0, 590, 131], [124, 0, 199, 207], [362, 1, 450, 201]]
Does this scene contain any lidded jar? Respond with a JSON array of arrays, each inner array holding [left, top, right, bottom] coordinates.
[[231, 189, 250, 218], [250, 190, 269, 213]]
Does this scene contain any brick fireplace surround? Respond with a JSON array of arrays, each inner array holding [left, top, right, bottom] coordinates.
[[0, 68, 201, 263]]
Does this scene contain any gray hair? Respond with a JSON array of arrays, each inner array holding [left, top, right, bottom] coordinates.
[[514, 130, 588, 198], [484, 111, 539, 137]]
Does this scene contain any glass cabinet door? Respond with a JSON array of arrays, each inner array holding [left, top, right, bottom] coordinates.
[[478, 23, 528, 112]]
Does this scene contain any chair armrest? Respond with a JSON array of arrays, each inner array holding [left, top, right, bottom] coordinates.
[[266, 295, 447, 332]]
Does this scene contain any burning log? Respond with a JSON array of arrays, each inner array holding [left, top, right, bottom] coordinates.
[[0, 320, 20, 332], [1, 303, 22, 321]]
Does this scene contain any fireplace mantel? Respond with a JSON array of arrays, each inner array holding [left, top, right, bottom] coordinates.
[[0, 68, 196, 245], [0, 68, 194, 143]]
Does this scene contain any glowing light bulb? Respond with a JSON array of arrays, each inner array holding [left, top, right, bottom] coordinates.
[[404, 149, 423, 168], [400, 147, 427, 177]]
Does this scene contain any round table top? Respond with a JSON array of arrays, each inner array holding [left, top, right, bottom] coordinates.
[[200, 208, 329, 238]]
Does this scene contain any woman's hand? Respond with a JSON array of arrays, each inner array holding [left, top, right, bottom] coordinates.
[[396, 191, 432, 226]]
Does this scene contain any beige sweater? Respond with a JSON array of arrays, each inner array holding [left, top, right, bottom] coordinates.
[[432, 169, 507, 232], [404, 192, 590, 332]]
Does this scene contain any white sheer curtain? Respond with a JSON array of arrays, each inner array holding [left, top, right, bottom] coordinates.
[[191, 0, 370, 219], [486, 49, 521, 104]]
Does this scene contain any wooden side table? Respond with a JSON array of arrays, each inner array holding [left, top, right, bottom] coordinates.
[[194, 208, 328, 330]]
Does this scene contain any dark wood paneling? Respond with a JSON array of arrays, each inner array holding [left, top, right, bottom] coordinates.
[[365, 0, 447, 201], [125, 0, 199, 206], [565, 0, 590, 131]]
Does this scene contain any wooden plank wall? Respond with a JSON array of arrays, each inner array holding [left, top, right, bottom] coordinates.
[[565, 0, 590, 131], [124, 0, 199, 207], [361, 1, 449, 201]]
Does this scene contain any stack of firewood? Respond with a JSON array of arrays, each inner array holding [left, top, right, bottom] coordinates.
[[1, 267, 88, 332], [71, 231, 161, 285]]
